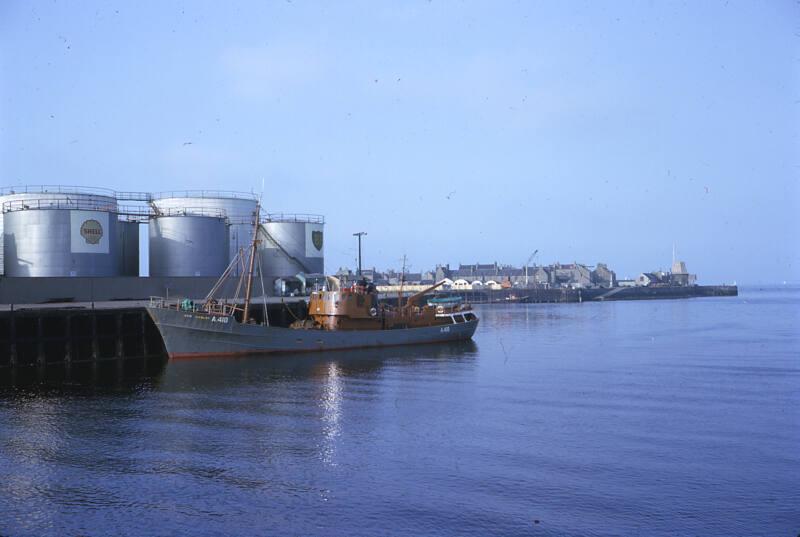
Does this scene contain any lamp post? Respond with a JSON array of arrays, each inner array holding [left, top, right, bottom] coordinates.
[[353, 232, 367, 277]]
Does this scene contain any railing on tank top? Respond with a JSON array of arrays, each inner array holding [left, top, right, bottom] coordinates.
[[150, 190, 259, 201], [1, 198, 118, 213], [0, 187, 324, 225], [148, 206, 228, 219], [0, 186, 259, 203], [1, 199, 229, 222], [263, 213, 325, 224], [0, 185, 117, 197]]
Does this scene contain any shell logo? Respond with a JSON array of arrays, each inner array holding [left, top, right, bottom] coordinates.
[[80, 219, 103, 245], [312, 230, 323, 251]]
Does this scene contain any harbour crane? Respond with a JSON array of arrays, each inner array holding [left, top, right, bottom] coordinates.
[[524, 250, 539, 286]]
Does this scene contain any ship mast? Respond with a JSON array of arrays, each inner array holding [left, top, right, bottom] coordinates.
[[353, 231, 367, 277], [242, 204, 261, 324]]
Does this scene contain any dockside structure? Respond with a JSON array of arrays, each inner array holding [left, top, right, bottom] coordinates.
[[337, 260, 698, 291], [0, 186, 325, 302]]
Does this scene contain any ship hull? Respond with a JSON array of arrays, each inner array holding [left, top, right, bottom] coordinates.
[[146, 307, 479, 358]]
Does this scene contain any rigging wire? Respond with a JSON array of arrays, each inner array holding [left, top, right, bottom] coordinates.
[[256, 251, 269, 326]]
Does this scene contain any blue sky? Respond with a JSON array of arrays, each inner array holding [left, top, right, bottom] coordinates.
[[1, 1, 797, 283]]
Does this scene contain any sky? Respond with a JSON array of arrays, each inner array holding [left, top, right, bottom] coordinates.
[[1, 0, 798, 284]]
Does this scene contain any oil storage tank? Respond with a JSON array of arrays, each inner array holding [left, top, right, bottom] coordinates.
[[117, 219, 140, 276], [259, 214, 325, 281], [2, 200, 120, 277], [150, 191, 257, 273], [0, 186, 117, 275], [149, 214, 229, 277]]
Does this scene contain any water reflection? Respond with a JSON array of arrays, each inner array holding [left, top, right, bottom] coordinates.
[[0, 358, 169, 395], [320, 362, 342, 466], [0, 340, 478, 396], [160, 340, 478, 391], [0, 340, 479, 531]]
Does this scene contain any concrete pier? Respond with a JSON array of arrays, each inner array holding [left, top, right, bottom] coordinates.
[[430, 285, 738, 304], [0, 306, 165, 368], [0, 298, 309, 369]]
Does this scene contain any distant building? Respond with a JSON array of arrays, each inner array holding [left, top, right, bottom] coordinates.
[[636, 272, 669, 286], [336, 266, 380, 284], [403, 273, 423, 284], [591, 263, 617, 288], [637, 266, 699, 287], [669, 260, 697, 287], [337, 257, 694, 291], [362, 268, 378, 282], [531, 266, 552, 286], [335, 267, 354, 281], [553, 263, 592, 288], [435, 264, 451, 282]]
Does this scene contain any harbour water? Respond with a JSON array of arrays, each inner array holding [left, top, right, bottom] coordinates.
[[0, 287, 797, 536]]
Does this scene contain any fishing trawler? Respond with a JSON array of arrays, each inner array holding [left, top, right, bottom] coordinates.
[[146, 207, 478, 358]]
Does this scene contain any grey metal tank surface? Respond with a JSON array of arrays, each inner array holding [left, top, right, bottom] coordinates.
[[0, 186, 117, 275], [149, 214, 230, 277], [260, 215, 325, 280], [3, 207, 119, 277], [117, 219, 140, 276], [150, 191, 257, 272]]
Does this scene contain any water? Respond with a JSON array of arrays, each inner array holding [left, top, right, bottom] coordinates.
[[1, 287, 798, 537]]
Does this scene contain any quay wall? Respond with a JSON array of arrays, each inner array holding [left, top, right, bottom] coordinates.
[[0, 276, 244, 305], [0, 300, 308, 369], [433, 285, 738, 304], [580, 285, 738, 301], [0, 307, 165, 368]]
